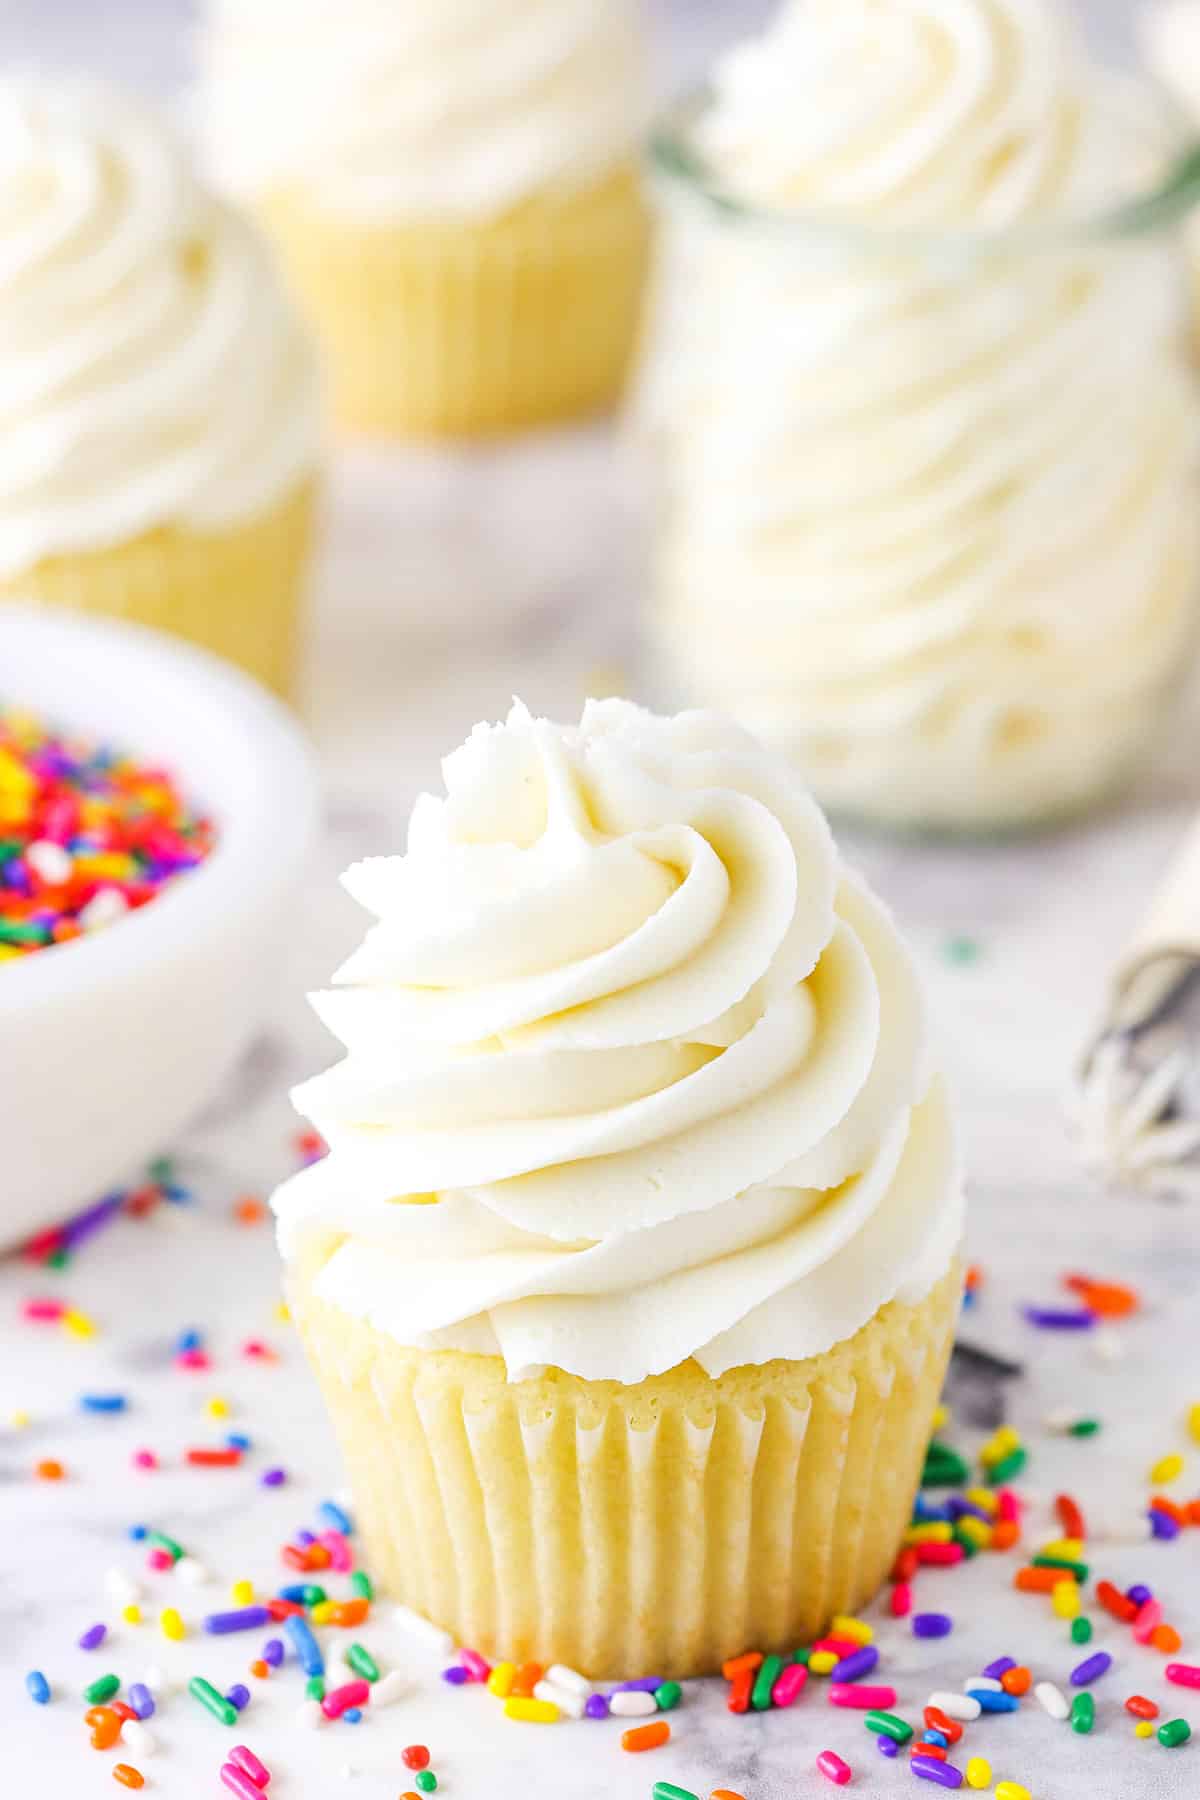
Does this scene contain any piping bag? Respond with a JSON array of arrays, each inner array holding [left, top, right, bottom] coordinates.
[[1076, 815, 1200, 1197]]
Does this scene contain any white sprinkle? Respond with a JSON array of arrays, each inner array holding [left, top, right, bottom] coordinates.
[[104, 1568, 142, 1607], [174, 1557, 211, 1587], [297, 1701, 327, 1730], [545, 1663, 592, 1696], [389, 1604, 455, 1656], [1043, 1408, 1079, 1435], [534, 1679, 586, 1718], [927, 1691, 981, 1721], [609, 1691, 656, 1717], [371, 1671, 409, 1708], [964, 1677, 1003, 1693], [80, 887, 128, 931], [1091, 1327, 1124, 1364], [1035, 1681, 1070, 1720], [26, 839, 73, 885], [121, 1720, 157, 1758]]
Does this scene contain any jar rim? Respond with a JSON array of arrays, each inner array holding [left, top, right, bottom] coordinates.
[[649, 85, 1200, 255]]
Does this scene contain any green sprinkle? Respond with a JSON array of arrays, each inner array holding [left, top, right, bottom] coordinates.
[[1033, 1556, 1089, 1582], [45, 1248, 70, 1270], [188, 1676, 237, 1726], [864, 1710, 913, 1744], [942, 935, 981, 966], [145, 1529, 184, 1562], [83, 1674, 120, 1706], [953, 1528, 979, 1559], [986, 1446, 1028, 1486], [922, 1446, 970, 1487], [301, 1585, 327, 1607], [792, 1647, 811, 1665], [414, 1774, 437, 1794], [148, 1156, 175, 1183], [1068, 1418, 1101, 1438], [350, 1570, 373, 1600], [345, 1644, 379, 1684], [305, 1676, 325, 1702], [1070, 1692, 1095, 1735], [751, 1654, 784, 1710], [654, 1680, 682, 1712], [652, 1787, 700, 1800], [0, 920, 52, 945], [1071, 1617, 1093, 1645], [1159, 1719, 1191, 1748]]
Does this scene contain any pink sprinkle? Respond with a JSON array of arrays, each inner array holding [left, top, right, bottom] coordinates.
[[1133, 1599, 1164, 1644], [241, 1340, 272, 1359], [321, 1680, 370, 1720], [1166, 1664, 1200, 1689], [811, 1637, 863, 1657], [319, 1531, 353, 1574], [996, 1489, 1020, 1523], [915, 1542, 964, 1567], [891, 1582, 913, 1618], [229, 1744, 271, 1787], [816, 1749, 852, 1786], [176, 1348, 211, 1370], [221, 1766, 266, 1800], [460, 1647, 491, 1682], [829, 1684, 896, 1711], [772, 1663, 808, 1708], [146, 1548, 173, 1571], [23, 1297, 65, 1321], [132, 1449, 158, 1471]]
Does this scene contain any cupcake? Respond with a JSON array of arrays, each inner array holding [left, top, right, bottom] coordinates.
[[0, 75, 321, 696], [199, 0, 650, 438], [274, 699, 963, 1677]]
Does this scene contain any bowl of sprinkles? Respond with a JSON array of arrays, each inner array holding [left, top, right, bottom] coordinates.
[[0, 604, 319, 1244]]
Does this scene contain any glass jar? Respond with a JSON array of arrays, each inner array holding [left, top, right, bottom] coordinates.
[[642, 94, 1200, 834]]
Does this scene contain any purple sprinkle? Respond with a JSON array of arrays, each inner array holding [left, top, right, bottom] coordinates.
[[913, 1614, 953, 1640], [1150, 1508, 1182, 1541], [1021, 1305, 1095, 1331], [62, 1194, 123, 1251], [261, 1468, 287, 1488], [584, 1694, 610, 1719], [876, 1735, 900, 1758], [127, 1683, 155, 1720], [946, 1499, 993, 1525], [981, 1657, 1016, 1679], [296, 1530, 316, 1547], [911, 1759, 964, 1789], [78, 1623, 106, 1651], [830, 1646, 879, 1681], [226, 1684, 250, 1711], [1126, 1585, 1153, 1607], [1070, 1651, 1113, 1686], [204, 1606, 272, 1635], [263, 1639, 285, 1668], [614, 1677, 663, 1693], [442, 1666, 469, 1686]]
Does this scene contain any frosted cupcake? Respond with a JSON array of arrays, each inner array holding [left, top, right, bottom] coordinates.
[[200, 0, 650, 439], [274, 699, 963, 1677], [0, 75, 321, 696]]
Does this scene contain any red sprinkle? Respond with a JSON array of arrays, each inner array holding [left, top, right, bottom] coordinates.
[[1055, 1494, 1085, 1540], [1126, 1695, 1161, 1718], [402, 1747, 430, 1771], [185, 1448, 242, 1467]]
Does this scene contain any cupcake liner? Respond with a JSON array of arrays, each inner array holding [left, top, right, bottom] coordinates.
[[258, 165, 650, 439], [288, 1244, 960, 1678], [1, 479, 317, 698]]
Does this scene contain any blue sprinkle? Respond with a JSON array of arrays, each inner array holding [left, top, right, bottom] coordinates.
[[25, 1671, 51, 1705], [127, 1683, 155, 1719], [317, 1499, 354, 1537], [278, 1584, 309, 1604], [923, 1731, 948, 1747], [128, 1524, 148, 1542], [283, 1614, 324, 1678], [80, 1393, 127, 1414], [913, 1496, 953, 1523], [343, 1707, 363, 1723], [969, 1689, 1020, 1713], [226, 1432, 252, 1452], [175, 1328, 204, 1353]]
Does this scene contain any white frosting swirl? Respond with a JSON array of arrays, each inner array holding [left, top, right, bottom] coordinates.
[[648, 0, 1200, 830], [275, 700, 962, 1385], [200, 0, 647, 221], [0, 75, 320, 575]]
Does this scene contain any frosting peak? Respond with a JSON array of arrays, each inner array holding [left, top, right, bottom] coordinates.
[[276, 701, 962, 1382]]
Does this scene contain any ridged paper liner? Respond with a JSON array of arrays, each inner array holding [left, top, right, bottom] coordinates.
[[1, 479, 317, 698], [258, 165, 650, 439], [289, 1244, 959, 1677]]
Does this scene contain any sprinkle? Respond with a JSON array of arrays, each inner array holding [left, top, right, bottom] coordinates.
[[345, 1644, 379, 1684], [830, 1646, 878, 1681], [402, 1748, 430, 1772], [1071, 1652, 1112, 1687], [25, 1670, 50, 1704], [912, 1758, 964, 1787], [621, 1721, 671, 1752], [610, 1690, 657, 1717], [815, 1750, 852, 1786], [1151, 1453, 1185, 1484], [79, 1623, 107, 1651], [321, 1681, 370, 1721], [228, 1744, 270, 1787], [1153, 1625, 1184, 1653], [771, 1664, 807, 1708], [504, 1697, 559, 1723], [994, 1786, 1031, 1800], [389, 1605, 455, 1656], [283, 1615, 323, 1677], [1000, 1667, 1031, 1696], [927, 1693, 981, 1722], [160, 1607, 185, 1641], [831, 1616, 874, 1645], [226, 1686, 251, 1712], [965, 1759, 991, 1789], [221, 1767, 268, 1800], [914, 1614, 953, 1639], [830, 1684, 897, 1710], [186, 1448, 242, 1468], [585, 1694, 611, 1719], [189, 1676, 238, 1726], [112, 1767, 145, 1790], [487, 1663, 516, 1698], [924, 1709, 963, 1744], [1127, 1695, 1160, 1718], [892, 1583, 913, 1618], [34, 1458, 65, 1481], [414, 1776, 436, 1795], [121, 1721, 157, 1759], [1133, 1599, 1164, 1643], [1159, 1719, 1192, 1747], [722, 1652, 762, 1679], [1134, 1721, 1155, 1738], [1023, 1306, 1095, 1330], [206, 1608, 272, 1636], [81, 1393, 128, 1414], [864, 1711, 912, 1744], [651, 1786, 696, 1800], [1071, 1692, 1095, 1734], [89, 1708, 123, 1750]]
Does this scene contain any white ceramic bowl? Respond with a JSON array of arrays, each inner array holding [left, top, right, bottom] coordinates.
[[0, 605, 320, 1246]]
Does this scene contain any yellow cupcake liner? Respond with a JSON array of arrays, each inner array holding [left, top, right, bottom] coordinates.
[[1, 479, 318, 699], [288, 1244, 960, 1678], [258, 165, 650, 439]]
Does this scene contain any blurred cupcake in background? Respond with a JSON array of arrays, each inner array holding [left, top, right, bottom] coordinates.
[[199, 0, 650, 439], [0, 74, 321, 697]]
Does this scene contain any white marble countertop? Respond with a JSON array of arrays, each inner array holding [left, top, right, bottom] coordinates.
[[4, 426, 1200, 1799]]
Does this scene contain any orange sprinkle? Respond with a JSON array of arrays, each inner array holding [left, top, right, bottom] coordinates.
[[621, 1721, 670, 1752], [965, 1264, 984, 1292], [1151, 1624, 1183, 1654], [234, 1195, 267, 1225], [1001, 1665, 1032, 1696], [511, 1662, 544, 1698], [712, 1792, 748, 1800], [1064, 1274, 1138, 1317], [1014, 1566, 1066, 1593], [306, 1544, 332, 1569], [1151, 1496, 1187, 1526], [113, 1768, 144, 1790], [34, 1458, 65, 1481], [1187, 1500, 1200, 1526], [331, 1598, 369, 1627], [250, 1660, 270, 1679], [89, 1709, 122, 1750], [722, 1652, 763, 1680], [401, 1793, 422, 1799], [990, 1520, 1020, 1551]]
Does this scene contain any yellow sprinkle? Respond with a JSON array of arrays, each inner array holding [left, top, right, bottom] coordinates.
[[1052, 1581, 1081, 1619], [995, 1785, 1031, 1800], [1039, 1538, 1084, 1561], [808, 1652, 838, 1676], [1189, 1403, 1200, 1446], [957, 1516, 992, 1550], [310, 1602, 335, 1626], [829, 1615, 873, 1646], [61, 1309, 96, 1339], [274, 1301, 291, 1324], [487, 1661, 516, 1698], [1151, 1452, 1184, 1484], [965, 1758, 992, 1791], [980, 1426, 1021, 1468], [160, 1607, 185, 1641], [231, 1580, 254, 1606], [205, 1397, 230, 1419], [1135, 1721, 1155, 1738], [122, 1605, 142, 1626], [931, 1404, 950, 1432], [964, 1486, 1000, 1517], [504, 1696, 559, 1724], [8, 1409, 31, 1430], [905, 1523, 953, 1545]]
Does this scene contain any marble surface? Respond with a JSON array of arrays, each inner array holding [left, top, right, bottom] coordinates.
[[4, 423, 1200, 1799]]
